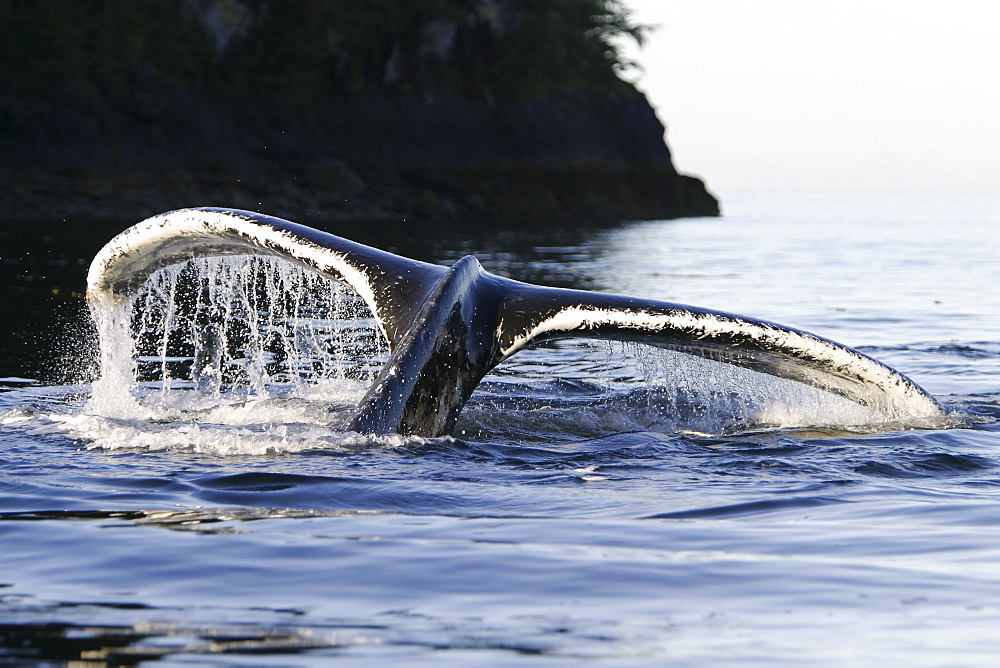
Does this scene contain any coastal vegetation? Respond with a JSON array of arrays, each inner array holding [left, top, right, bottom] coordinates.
[[0, 0, 717, 225], [2, 1, 645, 98]]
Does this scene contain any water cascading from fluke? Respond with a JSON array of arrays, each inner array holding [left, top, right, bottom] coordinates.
[[84, 253, 877, 438], [465, 338, 888, 438], [87, 255, 388, 422], [84, 208, 944, 438]]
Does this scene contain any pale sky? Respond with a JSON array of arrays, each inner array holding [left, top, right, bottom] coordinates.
[[620, 1, 1000, 192]]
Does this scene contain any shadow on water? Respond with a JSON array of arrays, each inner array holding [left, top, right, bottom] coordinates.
[[0, 619, 342, 666]]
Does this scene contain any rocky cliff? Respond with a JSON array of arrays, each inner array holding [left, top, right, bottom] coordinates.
[[0, 1, 718, 226]]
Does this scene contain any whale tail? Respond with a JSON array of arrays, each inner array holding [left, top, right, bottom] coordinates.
[[87, 208, 942, 436]]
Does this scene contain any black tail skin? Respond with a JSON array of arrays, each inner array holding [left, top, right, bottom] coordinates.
[[87, 208, 942, 436]]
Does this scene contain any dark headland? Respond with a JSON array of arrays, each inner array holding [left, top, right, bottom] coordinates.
[[0, 1, 718, 228]]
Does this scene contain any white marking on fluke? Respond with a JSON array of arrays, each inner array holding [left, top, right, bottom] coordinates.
[[87, 208, 943, 437]]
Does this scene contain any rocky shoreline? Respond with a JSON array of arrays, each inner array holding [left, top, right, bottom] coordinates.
[[0, 1, 718, 230], [1, 85, 717, 229]]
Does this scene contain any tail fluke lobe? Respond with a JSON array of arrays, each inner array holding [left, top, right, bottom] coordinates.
[[494, 286, 941, 420], [85, 207, 447, 345]]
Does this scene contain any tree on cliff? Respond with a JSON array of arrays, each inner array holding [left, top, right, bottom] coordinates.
[[1, 0, 646, 102], [0, 0, 718, 224]]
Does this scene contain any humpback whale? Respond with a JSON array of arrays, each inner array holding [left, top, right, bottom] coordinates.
[[86, 208, 943, 436]]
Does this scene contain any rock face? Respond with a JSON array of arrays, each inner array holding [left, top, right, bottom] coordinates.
[[0, 1, 718, 226]]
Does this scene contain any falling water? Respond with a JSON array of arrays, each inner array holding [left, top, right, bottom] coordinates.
[[86, 254, 907, 442], [87, 255, 388, 422], [466, 337, 886, 440]]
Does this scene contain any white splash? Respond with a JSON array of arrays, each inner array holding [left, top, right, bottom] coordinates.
[[79, 255, 393, 453], [467, 338, 923, 437]]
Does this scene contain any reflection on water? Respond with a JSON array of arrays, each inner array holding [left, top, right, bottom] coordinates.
[[594, 192, 1000, 348], [3, 192, 1000, 664]]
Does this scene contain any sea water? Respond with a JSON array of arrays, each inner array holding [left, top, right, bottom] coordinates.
[[3, 191, 1000, 664]]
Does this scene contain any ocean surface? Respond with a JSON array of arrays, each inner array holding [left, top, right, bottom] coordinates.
[[3, 191, 1000, 664]]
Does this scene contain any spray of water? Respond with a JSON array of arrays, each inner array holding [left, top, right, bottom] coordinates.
[[87, 255, 388, 423], [465, 338, 883, 438], [619, 341, 881, 431], [77, 253, 920, 452]]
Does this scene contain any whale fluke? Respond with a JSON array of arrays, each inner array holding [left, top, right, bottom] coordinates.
[[87, 208, 943, 436]]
